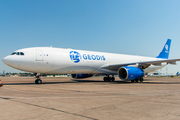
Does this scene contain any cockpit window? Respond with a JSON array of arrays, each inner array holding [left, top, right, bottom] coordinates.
[[20, 52, 24, 55], [11, 52, 16, 55], [16, 52, 20, 55], [11, 52, 25, 56]]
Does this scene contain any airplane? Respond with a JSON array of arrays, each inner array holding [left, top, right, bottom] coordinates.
[[2, 39, 180, 84], [176, 72, 179, 76]]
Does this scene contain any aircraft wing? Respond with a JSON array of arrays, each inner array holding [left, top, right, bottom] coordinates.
[[100, 58, 180, 71]]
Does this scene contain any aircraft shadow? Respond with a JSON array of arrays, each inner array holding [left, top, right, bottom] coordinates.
[[2, 79, 180, 85], [3, 83, 35, 85], [3, 80, 126, 85], [73, 79, 180, 84]]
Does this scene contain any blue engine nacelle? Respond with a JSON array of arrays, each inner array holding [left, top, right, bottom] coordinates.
[[71, 74, 93, 79], [118, 66, 144, 80]]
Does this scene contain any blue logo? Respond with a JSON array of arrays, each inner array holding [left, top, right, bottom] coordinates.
[[70, 51, 81, 63], [69, 51, 106, 63]]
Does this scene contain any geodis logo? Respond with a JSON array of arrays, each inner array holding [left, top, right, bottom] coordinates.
[[69, 51, 106, 63], [69, 51, 81, 63], [165, 44, 169, 53]]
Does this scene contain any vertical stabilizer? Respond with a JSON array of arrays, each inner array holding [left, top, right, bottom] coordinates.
[[156, 39, 171, 59]]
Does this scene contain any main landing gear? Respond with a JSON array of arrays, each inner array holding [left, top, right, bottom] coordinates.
[[131, 78, 144, 83], [34, 73, 42, 84], [103, 75, 115, 82]]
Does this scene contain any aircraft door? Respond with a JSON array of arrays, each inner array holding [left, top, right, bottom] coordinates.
[[36, 49, 44, 61]]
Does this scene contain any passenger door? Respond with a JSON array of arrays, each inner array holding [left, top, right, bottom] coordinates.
[[36, 49, 44, 61]]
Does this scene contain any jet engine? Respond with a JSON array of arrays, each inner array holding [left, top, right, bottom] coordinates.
[[71, 74, 93, 79], [118, 66, 144, 80]]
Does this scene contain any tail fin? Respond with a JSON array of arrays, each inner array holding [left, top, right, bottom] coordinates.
[[156, 39, 171, 59]]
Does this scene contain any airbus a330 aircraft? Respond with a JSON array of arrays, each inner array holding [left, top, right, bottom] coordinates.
[[2, 39, 180, 84]]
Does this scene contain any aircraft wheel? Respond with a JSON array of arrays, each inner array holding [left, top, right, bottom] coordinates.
[[135, 79, 139, 82], [103, 77, 107, 82], [107, 77, 111, 82], [35, 79, 42, 84], [38, 79, 42, 84], [111, 77, 115, 82], [140, 78, 144, 82], [131, 80, 134, 83], [35, 79, 38, 84]]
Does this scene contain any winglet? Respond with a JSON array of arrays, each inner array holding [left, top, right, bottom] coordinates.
[[156, 39, 171, 59]]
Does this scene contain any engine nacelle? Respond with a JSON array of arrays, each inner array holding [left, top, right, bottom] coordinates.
[[71, 74, 93, 79], [118, 66, 144, 80]]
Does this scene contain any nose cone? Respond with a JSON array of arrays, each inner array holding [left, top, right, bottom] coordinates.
[[2, 56, 9, 65], [3, 53, 27, 70], [2, 55, 18, 67], [2, 55, 22, 70]]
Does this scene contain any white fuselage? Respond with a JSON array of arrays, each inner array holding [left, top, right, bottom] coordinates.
[[2, 47, 166, 75]]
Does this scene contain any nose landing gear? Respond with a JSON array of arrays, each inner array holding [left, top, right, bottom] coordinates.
[[35, 73, 42, 84]]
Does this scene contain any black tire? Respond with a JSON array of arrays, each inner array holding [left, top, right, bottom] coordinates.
[[37, 79, 42, 84], [35, 79, 38, 84], [131, 80, 134, 82], [140, 78, 144, 82], [103, 77, 107, 82], [111, 77, 115, 82], [107, 77, 111, 82], [35, 79, 42, 84]]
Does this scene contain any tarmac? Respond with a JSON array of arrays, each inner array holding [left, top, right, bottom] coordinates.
[[0, 76, 180, 120]]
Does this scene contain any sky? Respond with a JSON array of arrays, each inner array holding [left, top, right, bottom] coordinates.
[[0, 0, 180, 74]]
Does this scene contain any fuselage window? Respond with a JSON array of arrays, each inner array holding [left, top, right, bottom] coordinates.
[[11, 52, 16, 55]]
